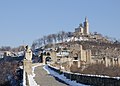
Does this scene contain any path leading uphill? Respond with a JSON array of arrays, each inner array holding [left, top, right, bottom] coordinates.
[[34, 65, 68, 86]]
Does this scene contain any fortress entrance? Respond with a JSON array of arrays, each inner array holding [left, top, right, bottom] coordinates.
[[73, 53, 78, 60]]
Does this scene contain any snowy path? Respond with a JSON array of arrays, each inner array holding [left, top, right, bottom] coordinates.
[[34, 65, 68, 86]]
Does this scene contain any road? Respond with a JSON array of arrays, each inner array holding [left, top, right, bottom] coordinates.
[[34, 65, 68, 86]]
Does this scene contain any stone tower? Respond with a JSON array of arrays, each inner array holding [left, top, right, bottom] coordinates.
[[84, 17, 89, 35]]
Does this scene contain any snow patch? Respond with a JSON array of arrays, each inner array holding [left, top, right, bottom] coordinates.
[[29, 63, 43, 86], [23, 70, 26, 86], [28, 74, 39, 86], [24, 63, 42, 86]]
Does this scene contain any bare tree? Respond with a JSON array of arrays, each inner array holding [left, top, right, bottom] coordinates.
[[52, 34, 57, 43], [47, 34, 53, 44], [31, 41, 38, 50], [57, 33, 61, 42], [43, 36, 47, 45], [32, 30, 68, 47], [38, 38, 43, 47], [60, 31, 65, 42]]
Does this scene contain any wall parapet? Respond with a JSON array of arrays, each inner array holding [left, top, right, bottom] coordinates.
[[48, 65, 120, 86]]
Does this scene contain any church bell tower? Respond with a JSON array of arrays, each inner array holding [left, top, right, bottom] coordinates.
[[84, 17, 89, 35]]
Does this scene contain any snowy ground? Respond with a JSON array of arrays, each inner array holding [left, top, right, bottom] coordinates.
[[43, 65, 89, 86]]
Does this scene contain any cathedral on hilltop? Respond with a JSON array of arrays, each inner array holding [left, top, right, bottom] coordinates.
[[75, 17, 89, 35]]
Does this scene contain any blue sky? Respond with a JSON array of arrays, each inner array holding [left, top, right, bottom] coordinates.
[[0, 0, 120, 47]]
